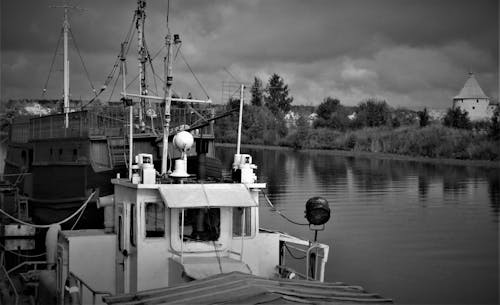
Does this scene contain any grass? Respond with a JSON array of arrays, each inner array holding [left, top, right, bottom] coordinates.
[[283, 124, 500, 161]]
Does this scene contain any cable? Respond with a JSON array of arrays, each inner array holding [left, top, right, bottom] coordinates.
[[82, 11, 137, 108], [70, 202, 87, 230], [0, 243, 46, 259], [284, 243, 306, 260], [42, 28, 64, 98], [179, 49, 210, 99], [69, 28, 97, 96], [262, 192, 309, 226], [0, 191, 96, 229]]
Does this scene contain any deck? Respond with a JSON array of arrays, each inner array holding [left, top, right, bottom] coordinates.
[[9, 106, 215, 143]]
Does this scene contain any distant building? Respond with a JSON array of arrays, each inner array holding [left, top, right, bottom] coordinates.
[[307, 113, 318, 127], [284, 111, 300, 128], [453, 72, 497, 121]]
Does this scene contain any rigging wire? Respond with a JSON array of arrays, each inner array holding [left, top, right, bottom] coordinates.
[[82, 11, 137, 108], [107, 68, 122, 103], [70, 201, 87, 230], [179, 49, 210, 99], [144, 41, 159, 95], [69, 28, 97, 96], [42, 28, 64, 98]]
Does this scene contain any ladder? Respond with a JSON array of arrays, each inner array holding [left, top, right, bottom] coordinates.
[[107, 137, 129, 168]]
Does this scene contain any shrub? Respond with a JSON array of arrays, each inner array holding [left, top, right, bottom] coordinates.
[[417, 108, 430, 127], [443, 107, 471, 129]]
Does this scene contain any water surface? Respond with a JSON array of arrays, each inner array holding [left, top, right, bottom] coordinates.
[[217, 146, 499, 304]]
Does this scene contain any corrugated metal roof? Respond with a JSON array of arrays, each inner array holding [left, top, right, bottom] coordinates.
[[454, 73, 489, 99], [103, 272, 393, 305]]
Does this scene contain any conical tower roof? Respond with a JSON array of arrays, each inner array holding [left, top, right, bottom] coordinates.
[[454, 73, 489, 99]]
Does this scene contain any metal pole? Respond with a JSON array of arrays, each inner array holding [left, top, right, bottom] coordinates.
[[63, 8, 70, 128], [136, 0, 146, 132], [120, 43, 133, 180], [236, 84, 244, 155], [161, 33, 173, 175]]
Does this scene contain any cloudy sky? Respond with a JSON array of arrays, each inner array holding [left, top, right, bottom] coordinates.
[[1, 0, 498, 109]]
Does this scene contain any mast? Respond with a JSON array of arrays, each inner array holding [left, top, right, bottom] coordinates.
[[63, 7, 70, 128], [136, 0, 147, 131], [236, 84, 244, 155], [50, 2, 81, 127], [161, 32, 173, 175]]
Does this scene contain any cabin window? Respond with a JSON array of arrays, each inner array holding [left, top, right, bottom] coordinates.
[[130, 204, 136, 246], [145, 202, 165, 238], [118, 215, 123, 251], [179, 208, 220, 241], [72, 149, 78, 161], [472, 106, 475, 110], [58, 148, 63, 160], [233, 207, 252, 237]]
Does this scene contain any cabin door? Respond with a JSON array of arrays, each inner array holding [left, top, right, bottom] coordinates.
[[116, 203, 137, 293]]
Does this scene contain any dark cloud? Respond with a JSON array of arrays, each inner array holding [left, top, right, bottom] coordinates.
[[1, 0, 498, 109]]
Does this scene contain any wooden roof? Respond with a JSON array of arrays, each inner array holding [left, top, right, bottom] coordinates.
[[103, 271, 393, 305]]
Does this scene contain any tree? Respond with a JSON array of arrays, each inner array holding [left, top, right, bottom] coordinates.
[[316, 97, 340, 121], [443, 107, 471, 129], [265, 73, 293, 115], [417, 108, 430, 127], [250, 77, 264, 107], [488, 108, 500, 140], [313, 97, 350, 130], [290, 114, 310, 149], [354, 99, 391, 127]]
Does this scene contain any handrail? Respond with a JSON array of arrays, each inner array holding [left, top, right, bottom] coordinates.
[[7, 260, 47, 274], [278, 237, 329, 282], [69, 272, 112, 305]]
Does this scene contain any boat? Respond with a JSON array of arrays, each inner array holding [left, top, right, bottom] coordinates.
[[2, 0, 225, 230], [0, 1, 392, 304]]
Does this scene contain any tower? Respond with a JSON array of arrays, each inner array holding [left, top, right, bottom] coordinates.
[[452, 73, 494, 121]]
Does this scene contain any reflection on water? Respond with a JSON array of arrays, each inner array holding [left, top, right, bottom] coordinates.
[[217, 146, 499, 304]]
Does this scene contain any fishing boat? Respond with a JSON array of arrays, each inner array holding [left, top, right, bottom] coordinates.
[[2, 0, 225, 230], [1, 1, 392, 304]]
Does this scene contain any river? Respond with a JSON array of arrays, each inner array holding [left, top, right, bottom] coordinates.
[[217, 146, 499, 304]]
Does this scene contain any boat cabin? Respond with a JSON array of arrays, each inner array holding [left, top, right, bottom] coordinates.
[[51, 153, 329, 305]]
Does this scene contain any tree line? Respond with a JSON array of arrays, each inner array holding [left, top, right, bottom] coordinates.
[[215, 73, 499, 161]]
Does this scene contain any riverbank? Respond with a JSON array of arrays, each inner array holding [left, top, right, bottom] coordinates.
[[216, 142, 500, 168]]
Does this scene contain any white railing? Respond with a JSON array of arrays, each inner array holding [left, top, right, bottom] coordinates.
[[277, 233, 330, 282]]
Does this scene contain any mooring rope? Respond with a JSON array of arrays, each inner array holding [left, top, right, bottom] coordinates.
[[0, 191, 96, 229]]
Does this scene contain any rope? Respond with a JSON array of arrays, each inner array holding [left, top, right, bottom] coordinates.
[[179, 49, 210, 99], [82, 11, 137, 108], [0, 243, 46, 258], [69, 28, 97, 96], [70, 201, 87, 230], [42, 28, 64, 98], [0, 191, 96, 229], [262, 192, 309, 226]]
